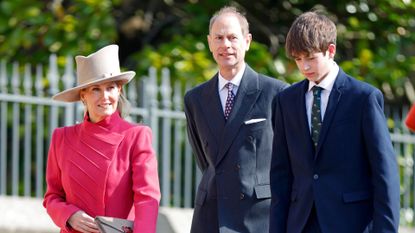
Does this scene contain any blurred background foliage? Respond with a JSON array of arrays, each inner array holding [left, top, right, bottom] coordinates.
[[0, 0, 414, 105]]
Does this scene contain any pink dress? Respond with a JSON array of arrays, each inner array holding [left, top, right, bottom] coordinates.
[[43, 112, 160, 233]]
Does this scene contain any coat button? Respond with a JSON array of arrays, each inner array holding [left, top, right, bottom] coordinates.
[[235, 164, 241, 170], [247, 136, 254, 142], [313, 174, 319, 180], [240, 193, 245, 200]]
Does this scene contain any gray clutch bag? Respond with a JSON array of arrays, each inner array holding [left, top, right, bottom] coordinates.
[[94, 216, 134, 233]]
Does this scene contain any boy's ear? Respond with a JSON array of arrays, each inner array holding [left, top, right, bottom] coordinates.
[[328, 43, 336, 58]]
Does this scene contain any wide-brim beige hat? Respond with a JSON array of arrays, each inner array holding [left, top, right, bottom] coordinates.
[[52, 44, 135, 102]]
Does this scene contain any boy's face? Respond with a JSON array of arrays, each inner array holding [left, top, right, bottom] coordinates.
[[293, 44, 336, 84]]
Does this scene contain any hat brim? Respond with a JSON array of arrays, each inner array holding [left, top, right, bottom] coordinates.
[[52, 71, 135, 102]]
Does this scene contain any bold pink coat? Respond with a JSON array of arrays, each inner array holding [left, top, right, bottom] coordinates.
[[43, 112, 161, 233]]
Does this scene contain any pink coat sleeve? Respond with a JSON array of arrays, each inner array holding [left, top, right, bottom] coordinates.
[[43, 128, 80, 231], [132, 126, 161, 233]]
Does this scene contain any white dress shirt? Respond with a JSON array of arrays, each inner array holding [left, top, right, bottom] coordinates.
[[306, 62, 339, 133], [218, 64, 245, 113]]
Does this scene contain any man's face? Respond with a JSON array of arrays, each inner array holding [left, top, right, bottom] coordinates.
[[293, 44, 336, 84], [207, 13, 251, 78]]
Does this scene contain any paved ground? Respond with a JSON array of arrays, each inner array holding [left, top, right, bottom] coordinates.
[[0, 195, 413, 233], [0, 196, 193, 233]]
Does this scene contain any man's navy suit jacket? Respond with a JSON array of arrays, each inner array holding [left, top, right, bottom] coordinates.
[[270, 68, 400, 233], [184, 65, 288, 233]]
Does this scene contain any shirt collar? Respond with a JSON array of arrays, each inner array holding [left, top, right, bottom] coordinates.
[[218, 63, 246, 91], [308, 62, 339, 92]]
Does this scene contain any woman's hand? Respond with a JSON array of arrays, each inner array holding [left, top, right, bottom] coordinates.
[[67, 210, 100, 233]]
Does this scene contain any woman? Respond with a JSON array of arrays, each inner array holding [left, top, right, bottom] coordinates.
[[43, 44, 160, 233]]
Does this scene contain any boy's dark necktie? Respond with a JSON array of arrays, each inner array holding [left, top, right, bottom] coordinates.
[[311, 86, 323, 148]]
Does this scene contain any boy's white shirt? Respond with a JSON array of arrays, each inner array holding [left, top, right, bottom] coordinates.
[[305, 61, 339, 132]]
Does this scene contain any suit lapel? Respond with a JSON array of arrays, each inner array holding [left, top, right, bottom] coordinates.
[[200, 75, 226, 149], [215, 66, 261, 166], [315, 69, 347, 157], [297, 80, 316, 163]]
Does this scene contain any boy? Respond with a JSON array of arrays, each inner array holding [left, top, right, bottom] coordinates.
[[270, 11, 400, 233]]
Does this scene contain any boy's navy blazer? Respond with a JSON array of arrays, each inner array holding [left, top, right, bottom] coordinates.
[[185, 65, 288, 233], [270, 68, 400, 233]]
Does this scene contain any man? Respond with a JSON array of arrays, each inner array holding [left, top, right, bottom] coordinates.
[[184, 6, 288, 233], [270, 11, 400, 233]]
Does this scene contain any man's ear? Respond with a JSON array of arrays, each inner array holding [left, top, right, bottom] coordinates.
[[207, 35, 213, 52], [245, 33, 252, 51]]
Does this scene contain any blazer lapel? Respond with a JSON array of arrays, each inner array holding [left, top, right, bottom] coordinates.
[[200, 75, 226, 149], [315, 69, 346, 157], [297, 80, 316, 162], [216, 66, 261, 166]]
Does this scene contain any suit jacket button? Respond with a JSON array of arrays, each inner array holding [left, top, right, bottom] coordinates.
[[240, 193, 245, 200], [235, 164, 241, 170], [313, 174, 319, 180]]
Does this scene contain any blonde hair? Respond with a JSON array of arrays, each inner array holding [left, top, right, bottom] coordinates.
[[117, 90, 131, 118]]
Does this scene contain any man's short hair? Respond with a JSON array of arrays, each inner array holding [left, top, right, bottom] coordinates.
[[209, 6, 250, 36]]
